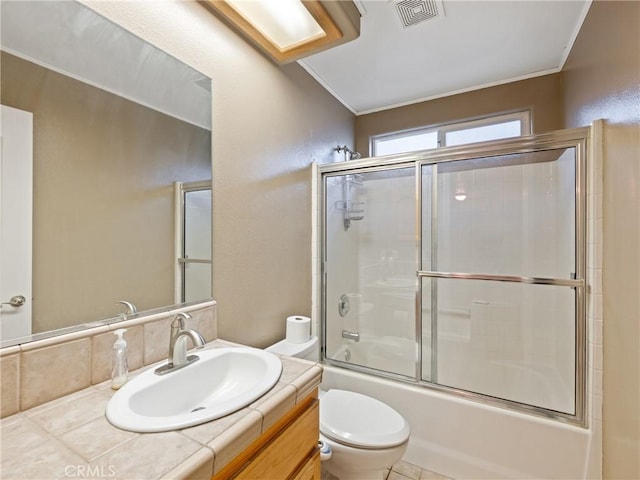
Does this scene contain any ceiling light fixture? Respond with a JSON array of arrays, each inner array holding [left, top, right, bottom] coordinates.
[[202, 0, 361, 64]]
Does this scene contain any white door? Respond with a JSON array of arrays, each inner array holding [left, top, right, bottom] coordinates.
[[0, 105, 33, 341]]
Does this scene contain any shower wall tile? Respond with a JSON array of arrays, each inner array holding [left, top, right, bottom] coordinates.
[[585, 124, 603, 433], [594, 193, 603, 218], [589, 344, 603, 371], [587, 419, 603, 477], [592, 364, 603, 395], [594, 319, 603, 345], [593, 392, 603, 422], [594, 218, 603, 246], [591, 269, 602, 295]]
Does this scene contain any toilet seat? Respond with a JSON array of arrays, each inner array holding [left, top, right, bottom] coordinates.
[[320, 389, 410, 449]]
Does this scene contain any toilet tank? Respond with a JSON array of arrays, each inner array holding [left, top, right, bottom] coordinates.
[[266, 336, 319, 361]]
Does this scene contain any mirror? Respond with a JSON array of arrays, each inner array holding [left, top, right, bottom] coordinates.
[[0, 1, 212, 347]]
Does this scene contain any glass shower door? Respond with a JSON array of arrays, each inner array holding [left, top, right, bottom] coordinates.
[[320, 128, 587, 423], [176, 181, 212, 303], [324, 167, 416, 378], [420, 148, 580, 414]]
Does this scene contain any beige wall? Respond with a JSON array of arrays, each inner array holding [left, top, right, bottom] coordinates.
[[209, 39, 355, 348], [1, 51, 211, 333], [563, 1, 640, 478], [355, 73, 564, 156], [79, 1, 355, 348]]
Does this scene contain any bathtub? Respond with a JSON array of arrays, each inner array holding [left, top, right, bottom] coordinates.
[[332, 330, 574, 413], [320, 363, 601, 479]]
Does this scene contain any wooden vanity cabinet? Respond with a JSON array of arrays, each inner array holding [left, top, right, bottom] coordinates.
[[213, 389, 321, 480]]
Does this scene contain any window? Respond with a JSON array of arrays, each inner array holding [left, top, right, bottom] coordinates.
[[370, 111, 531, 156]]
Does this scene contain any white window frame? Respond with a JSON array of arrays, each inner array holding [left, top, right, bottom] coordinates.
[[370, 110, 532, 157]]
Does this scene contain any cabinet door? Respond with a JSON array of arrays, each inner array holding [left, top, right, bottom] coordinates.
[[291, 451, 321, 480], [235, 401, 319, 479]]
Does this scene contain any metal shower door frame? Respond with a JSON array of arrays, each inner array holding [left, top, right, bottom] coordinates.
[[319, 127, 588, 426], [174, 180, 212, 304]]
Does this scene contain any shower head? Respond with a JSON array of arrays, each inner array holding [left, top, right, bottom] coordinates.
[[336, 145, 362, 161]]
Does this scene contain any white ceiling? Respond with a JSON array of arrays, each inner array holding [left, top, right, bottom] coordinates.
[[2, 1, 591, 123], [300, 0, 592, 115]]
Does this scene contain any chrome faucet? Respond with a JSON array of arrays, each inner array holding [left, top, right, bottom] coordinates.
[[168, 313, 206, 366], [116, 300, 137, 319], [155, 312, 205, 375]]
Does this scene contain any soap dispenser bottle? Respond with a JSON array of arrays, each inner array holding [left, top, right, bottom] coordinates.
[[111, 329, 128, 389]]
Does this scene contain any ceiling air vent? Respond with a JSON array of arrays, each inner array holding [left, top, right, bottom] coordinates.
[[395, 0, 440, 28]]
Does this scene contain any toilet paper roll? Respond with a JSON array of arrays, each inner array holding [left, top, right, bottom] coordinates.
[[286, 316, 311, 344]]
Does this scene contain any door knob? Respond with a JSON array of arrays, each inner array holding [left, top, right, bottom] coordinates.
[[1, 295, 26, 307]]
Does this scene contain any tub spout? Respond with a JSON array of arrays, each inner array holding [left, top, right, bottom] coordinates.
[[342, 329, 360, 342]]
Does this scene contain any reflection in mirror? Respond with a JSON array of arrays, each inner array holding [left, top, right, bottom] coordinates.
[[175, 181, 213, 304], [0, 1, 212, 347]]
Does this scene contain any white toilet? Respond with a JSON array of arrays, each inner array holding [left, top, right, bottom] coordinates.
[[267, 336, 410, 480]]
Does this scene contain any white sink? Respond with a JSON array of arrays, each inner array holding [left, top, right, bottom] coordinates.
[[106, 347, 282, 432]]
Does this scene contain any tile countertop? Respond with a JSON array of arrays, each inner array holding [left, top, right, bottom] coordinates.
[[0, 340, 323, 480]]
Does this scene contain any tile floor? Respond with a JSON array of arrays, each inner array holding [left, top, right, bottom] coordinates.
[[386, 460, 452, 480], [323, 460, 452, 480]]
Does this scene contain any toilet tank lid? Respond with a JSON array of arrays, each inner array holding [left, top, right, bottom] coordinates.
[[265, 336, 318, 357], [320, 389, 410, 449]]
